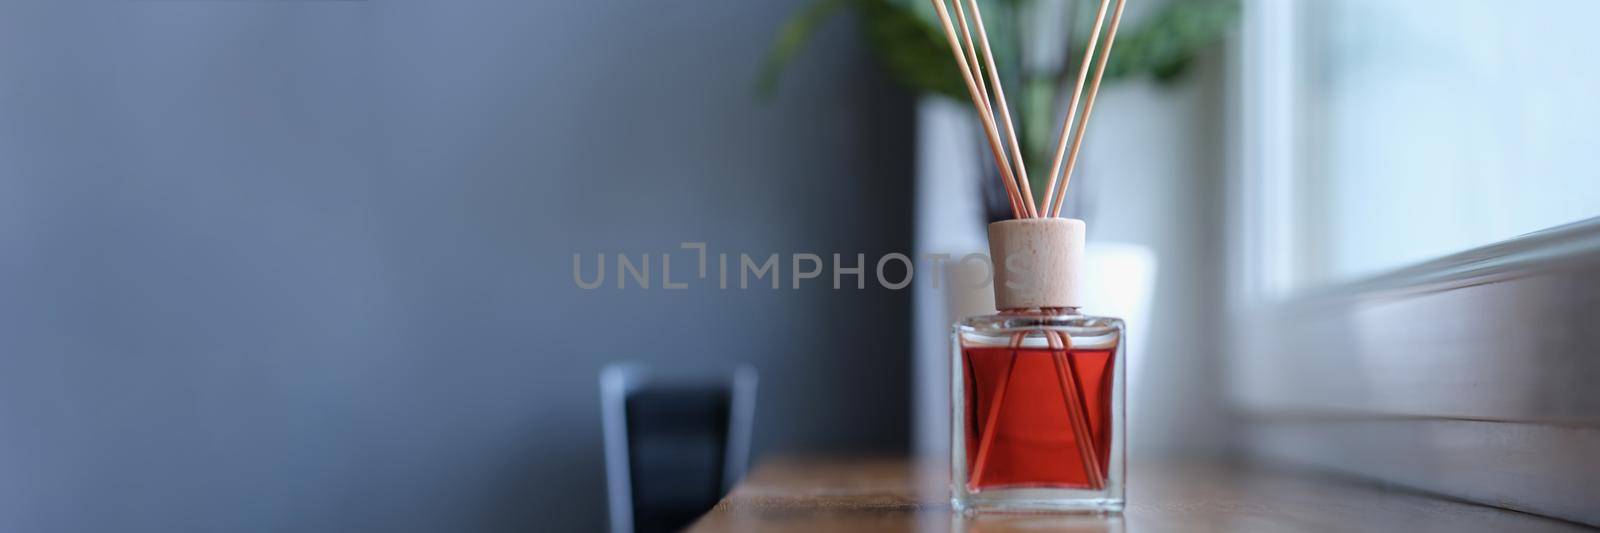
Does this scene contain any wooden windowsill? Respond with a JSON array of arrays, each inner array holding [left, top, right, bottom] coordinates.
[[689, 457, 1589, 532]]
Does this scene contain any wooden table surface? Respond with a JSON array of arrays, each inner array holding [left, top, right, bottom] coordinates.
[[689, 457, 1592, 532]]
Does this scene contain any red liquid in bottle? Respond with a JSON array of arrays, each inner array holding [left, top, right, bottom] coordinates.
[[962, 344, 1115, 491]]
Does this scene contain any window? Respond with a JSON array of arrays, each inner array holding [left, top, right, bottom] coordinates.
[[1242, 0, 1600, 294]]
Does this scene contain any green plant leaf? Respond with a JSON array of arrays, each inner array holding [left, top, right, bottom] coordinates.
[[857, 0, 968, 101], [756, 0, 853, 99], [1101, 0, 1238, 84], [757, 0, 1239, 100]]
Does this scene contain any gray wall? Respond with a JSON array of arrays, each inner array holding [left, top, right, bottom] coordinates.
[[0, 2, 912, 531]]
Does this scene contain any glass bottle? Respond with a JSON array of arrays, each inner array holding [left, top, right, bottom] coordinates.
[[952, 219, 1125, 513]]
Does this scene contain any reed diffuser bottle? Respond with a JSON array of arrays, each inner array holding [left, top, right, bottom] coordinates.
[[925, 0, 1129, 514], [952, 219, 1124, 512]]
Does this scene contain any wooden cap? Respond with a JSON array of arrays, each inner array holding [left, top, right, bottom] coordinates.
[[987, 218, 1085, 310]]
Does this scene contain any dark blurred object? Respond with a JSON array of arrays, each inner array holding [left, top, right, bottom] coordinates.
[[601, 365, 757, 533]]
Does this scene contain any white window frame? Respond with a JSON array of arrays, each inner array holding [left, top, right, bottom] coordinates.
[[1227, 2, 1600, 524], [1231, 0, 1300, 307]]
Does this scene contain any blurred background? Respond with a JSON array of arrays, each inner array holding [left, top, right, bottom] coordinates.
[[1, 1, 1596, 532]]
